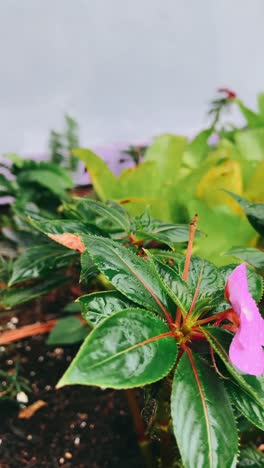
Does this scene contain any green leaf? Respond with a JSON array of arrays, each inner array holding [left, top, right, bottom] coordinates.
[[236, 99, 264, 128], [219, 264, 263, 302], [183, 128, 212, 168], [184, 199, 256, 266], [30, 218, 93, 237], [73, 198, 132, 233], [63, 301, 81, 314], [8, 243, 76, 286], [17, 162, 73, 199], [225, 192, 264, 237], [226, 377, 264, 430], [148, 257, 192, 316], [179, 256, 224, 295], [238, 447, 264, 467], [80, 250, 98, 283], [144, 134, 187, 182], [235, 127, 264, 162], [47, 316, 88, 345], [204, 327, 263, 405], [225, 247, 264, 270], [82, 235, 172, 318], [171, 351, 238, 468], [136, 223, 196, 247], [74, 148, 118, 201], [257, 92, 264, 120], [57, 309, 177, 389], [79, 290, 136, 326], [0, 276, 69, 309]]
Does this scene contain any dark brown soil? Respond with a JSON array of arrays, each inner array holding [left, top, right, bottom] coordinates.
[[0, 332, 144, 468]]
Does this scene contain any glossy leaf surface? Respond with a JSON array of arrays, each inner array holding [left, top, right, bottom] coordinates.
[[8, 243, 76, 286], [226, 377, 264, 430], [171, 351, 238, 468], [57, 309, 177, 389], [79, 290, 135, 326], [81, 235, 172, 318]]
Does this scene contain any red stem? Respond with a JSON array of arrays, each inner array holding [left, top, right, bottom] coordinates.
[[175, 214, 198, 328]]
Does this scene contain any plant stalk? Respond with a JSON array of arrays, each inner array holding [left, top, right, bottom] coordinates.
[[125, 389, 154, 468]]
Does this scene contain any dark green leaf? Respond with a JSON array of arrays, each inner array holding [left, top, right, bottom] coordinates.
[[17, 162, 73, 199], [148, 256, 192, 316], [80, 250, 98, 283], [79, 290, 136, 326], [226, 192, 264, 237], [47, 317, 88, 345], [171, 351, 238, 468], [30, 219, 93, 236], [225, 247, 264, 270], [82, 235, 172, 319], [8, 243, 76, 286], [238, 447, 264, 467], [63, 301, 81, 314], [57, 309, 177, 389], [74, 198, 132, 233], [226, 377, 264, 430], [136, 223, 196, 247], [0, 276, 69, 309]]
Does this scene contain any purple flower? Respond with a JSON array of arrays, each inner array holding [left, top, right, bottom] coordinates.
[[226, 264, 264, 376]]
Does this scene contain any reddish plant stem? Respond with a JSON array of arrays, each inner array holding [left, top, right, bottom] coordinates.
[[0, 319, 58, 345], [182, 214, 198, 282], [183, 268, 203, 325], [175, 214, 198, 328], [195, 308, 235, 327], [0, 316, 86, 345]]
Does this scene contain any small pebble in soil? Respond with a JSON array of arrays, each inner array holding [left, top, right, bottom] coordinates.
[[30, 370, 36, 376], [27, 434, 32, 441], [7, 359, 13, 365], [38, 356, 44, 362], [65, 452, 72, 459], [6, 322, 16, 330], [80, 421, 87, 428], [11, 317, 18, 324], [74, 436, 80, 446], [54, 347, 64, 356], [16, 391, 28, 404], [25, 345, 31, 351], [45, 385, 52, 391], [59, 457, 65, 464]]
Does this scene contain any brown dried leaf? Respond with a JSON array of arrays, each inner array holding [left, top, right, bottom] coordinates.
[[48, 233, 85, 253]]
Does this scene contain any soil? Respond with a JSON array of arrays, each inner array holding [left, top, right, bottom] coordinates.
[[0, 298, 144, 468]]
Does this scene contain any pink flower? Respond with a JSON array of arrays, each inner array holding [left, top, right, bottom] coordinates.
[[218, 87, 237, 99], [226, 264, 264, 376]]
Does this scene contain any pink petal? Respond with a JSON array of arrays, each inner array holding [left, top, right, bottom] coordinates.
[[229, 333, 264, 376], [227, 263, 264, 375], [226, 264, 249, 313]]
